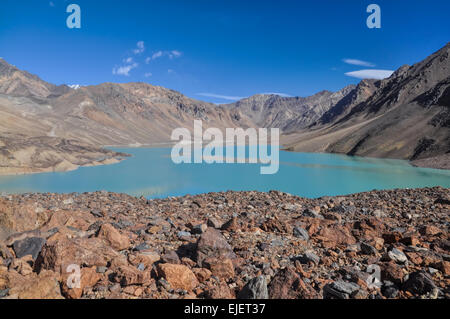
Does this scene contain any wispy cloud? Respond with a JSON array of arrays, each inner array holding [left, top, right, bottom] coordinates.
[[113, 62, 138, 76], [144, 72, 152, 78], [197, 93, 244, 101], [345, 69, 394, 80], [133, 41, 145, 54], [343, 58, 376, 67], [49, 1, 55, 7], [146, 50, 183, 63]]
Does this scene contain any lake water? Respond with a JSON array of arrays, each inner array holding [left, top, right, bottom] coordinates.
[[0, 147, 449, 199]]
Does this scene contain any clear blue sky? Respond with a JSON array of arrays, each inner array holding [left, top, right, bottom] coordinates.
[[0, 0, 449, 103]]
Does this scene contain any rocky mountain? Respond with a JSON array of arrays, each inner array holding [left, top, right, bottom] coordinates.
[[286, 43, 450, 165], [0, 59, 71, 99], [224, 85, 355, 133], [0, 43, 449, 174]]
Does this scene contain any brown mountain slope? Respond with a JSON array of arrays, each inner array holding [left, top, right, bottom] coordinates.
[[286, 43, 450, 165], [224, 85, 355, 133]]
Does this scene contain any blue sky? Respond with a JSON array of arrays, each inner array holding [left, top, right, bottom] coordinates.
[[0, 0, 449, 103]]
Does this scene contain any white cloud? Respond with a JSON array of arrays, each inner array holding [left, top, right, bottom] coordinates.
[[197, 93, 244, 101], [345, 69, 394, 80], [133, 41, 145, 54], [152, 51, 163, 60], [149, 50, 182, 61], [124, 57, 134, 64], [113, 63, 138, 76], [169, 50, 182, 59], [144, 72, 152, 78], [343, 59, 375, 67], [167, 69, 175, 74]]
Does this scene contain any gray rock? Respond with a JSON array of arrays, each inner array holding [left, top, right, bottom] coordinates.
[[293, 227, 309, 241], [191, 224, 207, 235], [177, 231, 191, 239], [0, 289, 9, 298], [403, 271, 437, 295], [296, 251, 320, 265], [96, 266, 108, 273], [360, 242, 377, 255], [133, 242, 150, 251], [12, 237, 45, 260], [302, 208, 322, 219], [388, 248, 408, 263], [323, 280, 360, 299], [237, 276, 268, 299]]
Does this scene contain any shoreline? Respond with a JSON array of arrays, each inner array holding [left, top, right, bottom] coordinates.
[[0, 187, 448, 299], [0, 140, 448, 176]]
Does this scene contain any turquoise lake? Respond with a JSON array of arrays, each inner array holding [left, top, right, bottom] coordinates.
[[0, 147, 449, 199]]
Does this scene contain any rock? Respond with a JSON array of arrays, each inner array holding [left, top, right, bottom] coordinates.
[[36, 237, 119, 273], [191, 223, 207, 235], [381, 281, 399, 298], [420, 225, 442, 236], [207, 218, 222, 229], [114, 265, 152, 286], [237, 276, 268, 299], [302, 208, 321, 218], [133, 242, 150, 252], [10, 270, 63, 299], [12, 237, 46, 260], [196, 228, 236, 266], [293, 227, 309, 241], [403, 271, 437, 296], [177, 231, 191, 239], [61, 266, 101, 299], [204, 258, 235, 280], [268, 267, 318, 299], [438, 261, 450, 276], [387, 248, 408, 264], [317, 225, 356, 247], [323, 280, 361, 299], [97, 223, 130, 251], [161, 250, 181, 264], [221, 218, 238, 232], [205, 282, 235, 299], [157, 264, 199, 291], [128, 252, 160, 268], [360, 242, 377, 255], [381, 262, 405, 285], [372, 209, 386, 218], [192, 268, 212, 283], [296, 251, 320, 265]]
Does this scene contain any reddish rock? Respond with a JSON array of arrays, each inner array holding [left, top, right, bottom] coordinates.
[[205, 282, 235, 299], [196, 228, 236, 266], [157, 263, 199, 291], [97, 223, 130, 251], [61, 266, 101, 299], [268, 267, 319, 299], [316, 225, 356, 248], [192, 268, 212, 283], [114, 265, 152, 286], [36, 237, 119, 273], [204, 258, 235, 280]]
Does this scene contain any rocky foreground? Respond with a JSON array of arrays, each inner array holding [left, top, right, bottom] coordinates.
[[0, 187, 449, 299]]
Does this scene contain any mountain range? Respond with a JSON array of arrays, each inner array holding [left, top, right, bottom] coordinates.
[[0, 42, 448, 174]]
